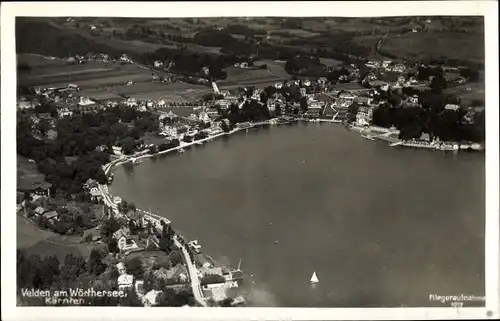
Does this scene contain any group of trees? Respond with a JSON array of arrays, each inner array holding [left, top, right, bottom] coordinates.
[[371, 88, 485, 142], [17, 104, 160, 197], [285, 55, 327, 77], [34, 204, 98, 236], [158, 222, 176, 254], [17, 249, 120, 306], [17, 248, 196, 307]]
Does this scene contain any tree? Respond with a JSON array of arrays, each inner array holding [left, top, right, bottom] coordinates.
[[299, 97, 308, 113], [169, 249, 184, 266], [220, 121, 230, 133], [38, 119, 51, 137], [200, 274, 226, 285], [220, 298, 233, 307], [430, 74, 447, 94], [119, 288, 143, 307], [156, 288, 195, 307], [125, 257, 144, 279], [108, 238, 119, 254], [60, 253, 87, 285], [274, 103, 282, 117], [88, 249, 106, 276]]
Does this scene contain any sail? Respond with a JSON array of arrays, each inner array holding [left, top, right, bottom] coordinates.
[[310, 271, 319, 283]]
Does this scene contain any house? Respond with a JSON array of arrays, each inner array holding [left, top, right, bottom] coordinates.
[[117, 273, 134, 291], [338, 92, 356, 100], [355, 97, 373, 106], [58, 107, 73, 118], [112, 146, 123, 156], [78, 96, 95, 107], [113, 228, 138, 252], [202, 266, 233, 282], [17, 101, 35, 110], [34, 206, 47, 216], [90, 188, 103, 202], [408, 95, 419, 105], [166, 264, 189, 283], [42, 211, 59, 224], [142, 290, 161, 307], [356, 106, 374, 126], [82, 228, 102, 242], [154, 61, 164, 68], [18, 181, 52, 198], [444, 104, 460, 111], [83, 178, 98, 190]]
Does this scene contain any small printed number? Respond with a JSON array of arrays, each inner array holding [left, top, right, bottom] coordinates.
[[451, 302, 463, 308]]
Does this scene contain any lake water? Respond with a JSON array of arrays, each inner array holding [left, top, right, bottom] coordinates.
[[110, 123, 485, 307]]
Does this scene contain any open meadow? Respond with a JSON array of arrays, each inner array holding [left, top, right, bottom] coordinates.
[[379, 32, 484, 64], [18, 155, 46, 189]]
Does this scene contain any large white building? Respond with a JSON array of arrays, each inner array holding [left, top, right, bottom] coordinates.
[[356, 106, 374, 126]]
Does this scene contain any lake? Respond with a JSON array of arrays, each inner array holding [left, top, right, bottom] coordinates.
[[110, 123, 485, 307]]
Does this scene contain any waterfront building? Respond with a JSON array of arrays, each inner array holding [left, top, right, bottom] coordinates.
[[356, 106, 374, 126], [112, 146, 123, 156]]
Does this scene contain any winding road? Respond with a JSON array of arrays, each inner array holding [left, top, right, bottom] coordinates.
[[174, 236, 207, 306]]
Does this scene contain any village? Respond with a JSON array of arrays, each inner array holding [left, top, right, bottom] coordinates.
[[16, 48, 485, 307]]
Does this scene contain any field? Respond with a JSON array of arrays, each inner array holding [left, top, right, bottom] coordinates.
[[217, 66, 288, 88], [78, 89, 124, 101], [17, 55, 213, 102], [319, 58, 344, 68], [444, 81, 485, 107], [109, 81, 208, 102], [17, 53, 67, 67], [17, 155, 46, 190], [17, 214, 104, 260], [254, 59, 292, 79], [379, 32, 484, 64], [18, 61, 155, 88]]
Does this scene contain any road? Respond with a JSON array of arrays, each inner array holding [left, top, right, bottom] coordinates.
[[174, 236, 207, 307]]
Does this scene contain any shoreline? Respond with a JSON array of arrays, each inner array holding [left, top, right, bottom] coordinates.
[[98, 117, 483, 306]]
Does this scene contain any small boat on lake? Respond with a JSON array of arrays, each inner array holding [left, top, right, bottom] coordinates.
[[178, 148, 185, 153], [310, 271, 319, 284]]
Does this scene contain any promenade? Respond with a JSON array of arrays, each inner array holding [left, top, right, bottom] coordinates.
[[174, 235, 207, 307]]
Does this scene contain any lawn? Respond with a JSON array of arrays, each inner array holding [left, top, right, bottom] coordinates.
[[444, 81, 485, 107], [18, 62, 154, 88], [17, 214, 104, 260], [110, 81, 207, 102], [219, 67, 283, 86], [17, 155, 46, 191], [17, 53, 67, 67], [78, 89, 125, 101], [380, 32, 484, 64], [253, 59, 291, 79]]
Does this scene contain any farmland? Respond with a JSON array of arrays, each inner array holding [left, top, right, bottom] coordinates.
[[18, 61, 154, 87], [378, 32, 484, 65], [444, 80, 485, 107]]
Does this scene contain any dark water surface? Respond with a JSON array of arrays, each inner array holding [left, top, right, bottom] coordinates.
[[111, 123, 485, 307]]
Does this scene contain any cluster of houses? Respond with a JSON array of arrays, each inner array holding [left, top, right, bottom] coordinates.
[[365, 60, 408, 73], [114, 258, 190, 307]]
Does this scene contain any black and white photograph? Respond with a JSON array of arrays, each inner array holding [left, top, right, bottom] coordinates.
[[1, 1, 499, 320]]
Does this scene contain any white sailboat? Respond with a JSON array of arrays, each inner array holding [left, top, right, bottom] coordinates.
[[310, 271, 319, 284]]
